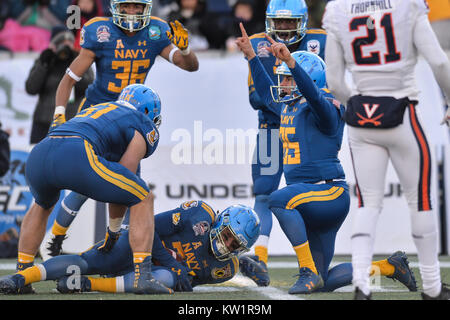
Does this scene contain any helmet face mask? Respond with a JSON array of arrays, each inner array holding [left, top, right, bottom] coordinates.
[[210, 205, 260, 261], [270, 50, 327, 104], [111, 0, 152, 32], [265, 0, 308, 45], [117, 84, 162, 127], [266, 16, 307, 45]]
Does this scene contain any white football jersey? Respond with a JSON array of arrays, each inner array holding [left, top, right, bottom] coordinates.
[[322, 0, 430, 98]]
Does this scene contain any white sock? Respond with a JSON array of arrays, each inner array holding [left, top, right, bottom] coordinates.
[[419, 263, 442, 297], [254, 235, 269, 249], [351, 207, 380, 295], [410, 210, 441, 296]]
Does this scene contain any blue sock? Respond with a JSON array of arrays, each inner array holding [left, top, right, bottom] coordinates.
[[271, 207, 308, 246], [319, 263, 353, 292], [254, 195, 273, 237], [55, 192, 88, 229]]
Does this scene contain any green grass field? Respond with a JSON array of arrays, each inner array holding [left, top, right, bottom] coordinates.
[[1, 255, 449, 301]]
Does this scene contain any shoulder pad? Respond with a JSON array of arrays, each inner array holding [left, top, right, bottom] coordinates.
[[84, 16, 111, 28], [249, 32, 267, 40], [306, 28, 327, 35]]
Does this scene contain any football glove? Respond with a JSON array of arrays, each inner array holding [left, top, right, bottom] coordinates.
[[97, 227, 121, 253], [170, 262, 195, 292], [166, 20, 189, 52], [441, 106, 450, 127], [49, 106, 66, 132]]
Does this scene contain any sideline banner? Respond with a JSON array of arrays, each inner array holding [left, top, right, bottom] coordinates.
[[0, 53, 448, 255]]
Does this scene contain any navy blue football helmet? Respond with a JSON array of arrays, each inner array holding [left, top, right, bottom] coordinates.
[[117, 84, 161, 127], [271, 51, 327, 103], [210, 205, 261, 261], [111, 0, 152, 32], [266, 0, 308, 45]]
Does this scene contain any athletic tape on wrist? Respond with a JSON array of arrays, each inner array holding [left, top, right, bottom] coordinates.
[[181, 47, 191, 56], [169, 47, 179, 64], [54, 106, 65, 115]]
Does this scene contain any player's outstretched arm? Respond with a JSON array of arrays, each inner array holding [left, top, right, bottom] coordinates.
[[52, 48, 95, 130], [161, 20, 198, 71]]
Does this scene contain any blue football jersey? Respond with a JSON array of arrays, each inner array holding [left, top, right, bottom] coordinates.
[[248, 53, 346, 185], [248, 29, 327, 127], [154, 201, 239, 286], [49, 101, 159, 161], [280, 89, 346, 184], [80, 16, 171, 104]]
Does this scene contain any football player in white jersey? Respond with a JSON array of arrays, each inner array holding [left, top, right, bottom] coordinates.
[[322, 0, 450, 300]]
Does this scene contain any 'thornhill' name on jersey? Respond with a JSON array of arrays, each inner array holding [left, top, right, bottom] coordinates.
[[351, 0, 393, 14]]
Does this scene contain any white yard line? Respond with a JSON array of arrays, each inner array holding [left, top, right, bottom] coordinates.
[[228, 274, 304, 300], [267, 261, 450, 269]]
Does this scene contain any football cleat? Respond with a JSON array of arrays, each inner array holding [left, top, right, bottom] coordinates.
[[46, 234, 67, 257], [15, 262, 35, 294], [133, 256, 174, 295], [421, 284, 450, 300], [386, 251, 418, 292], [0, 274, 26, 294], [353, 287, 372, 300], [239, 255, 270, 286], [288, 267, 324, 294], [56, 275, 92, 293]]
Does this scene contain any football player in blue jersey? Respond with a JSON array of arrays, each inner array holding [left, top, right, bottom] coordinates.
[[236, 23, 418, 294], [0, 202, 260, 294], [240, 0, 328, 287], [10, 84, 174, 295], [43, 0, 199, 261]]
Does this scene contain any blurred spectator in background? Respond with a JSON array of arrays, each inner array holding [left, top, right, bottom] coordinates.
[[0, 1, 10, 52], [71, 0, 104, 51], [167, 0, 209, 50], [0, 227, 19, 259], [25, 27, 94, 144], [199, 0, 233, 49], [306, 0, 326, 28], [47, 0, 72, 23], [226, 0, 264, 52], [427, 0, 450, 58], [17, 0, 64, 30]]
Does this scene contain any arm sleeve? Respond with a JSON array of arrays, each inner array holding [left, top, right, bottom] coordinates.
[[248, 56, 283, 116], [413, 14, 450, 106], [25, 59, 48, 95], [289, 63, 340, 134], [324, 32, 352, 104]]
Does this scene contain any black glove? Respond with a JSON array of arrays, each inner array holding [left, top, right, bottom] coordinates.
[[39, 48, 55, 66], [170, 263, 194, 292], [97, 227, 121, 253]]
